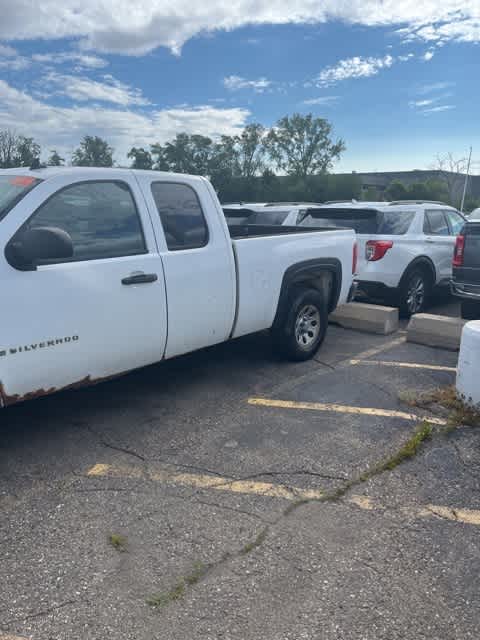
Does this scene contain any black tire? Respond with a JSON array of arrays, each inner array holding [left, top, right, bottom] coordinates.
[[461, 299, 480, 320], [397, 267, 432, 318], [272, 286, 328, 361]]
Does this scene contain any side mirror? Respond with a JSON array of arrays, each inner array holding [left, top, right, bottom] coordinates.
[[6, 226, 74, 271]]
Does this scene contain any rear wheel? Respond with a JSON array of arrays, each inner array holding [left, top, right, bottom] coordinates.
[[461, 299, 480, 320], [397, 268, 432, 317], [272, 287, 328, 361]]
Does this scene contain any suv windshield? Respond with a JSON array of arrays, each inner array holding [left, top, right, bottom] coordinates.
[[0, 175, 42, 221]]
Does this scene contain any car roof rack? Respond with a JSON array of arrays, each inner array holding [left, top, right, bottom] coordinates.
[[388, 200, 449, 206]]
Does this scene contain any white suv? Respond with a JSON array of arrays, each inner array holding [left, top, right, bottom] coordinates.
[[298, 201, 466, 315]]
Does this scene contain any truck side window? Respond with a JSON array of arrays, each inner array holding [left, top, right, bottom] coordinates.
[[24, 180, 146, 262], [424, 210, 449, 236], [151, 182, 208, 251]]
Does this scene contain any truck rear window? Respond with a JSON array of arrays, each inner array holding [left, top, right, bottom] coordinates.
[[0, 175, 42, 221], [299, 209, 415, 235]]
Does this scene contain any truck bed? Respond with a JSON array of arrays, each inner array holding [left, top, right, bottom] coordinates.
[[229, 225, 355, 339], [228, 223, 341, 239]]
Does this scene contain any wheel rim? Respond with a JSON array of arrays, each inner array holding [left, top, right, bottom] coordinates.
[[406, 275, 425, 314], [294, 304, 321, 350]]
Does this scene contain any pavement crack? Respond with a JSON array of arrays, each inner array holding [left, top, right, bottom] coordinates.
[[238, 469, 348, 482], [2, 599, 76, 626], [194, 499, 273, 523], [82, 424, 146, 462]]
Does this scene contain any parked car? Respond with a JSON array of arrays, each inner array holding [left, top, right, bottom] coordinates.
[[0, 169, 357, 406], [222, 202, 323, 227], [451, 219, 480, 319], [469, 207, 480, 220], [297, 200, 466, 316]]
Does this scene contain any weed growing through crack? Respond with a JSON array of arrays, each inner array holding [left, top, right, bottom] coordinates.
[[359, 421, 433, 481], [400, 385, 480, 430], [109, 534, 127, 552], [241, 527, 268, 554], [147, 561, 208, 608]]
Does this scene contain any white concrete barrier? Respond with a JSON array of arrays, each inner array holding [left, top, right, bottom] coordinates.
[[407, 314, 466, 351], [456, 321, 480, 407], [329, 302, 399, 335]]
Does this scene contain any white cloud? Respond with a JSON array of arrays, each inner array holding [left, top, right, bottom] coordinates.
[[410, 99, 435, 108], [398, 53, 415, 62], [0, 79, 249, 163], [31, 52, 108, 69], [0, 43, 17, 57], [223, 75, 273, 93], [303, 95, 339, 105], [44, 72, 150, 106], [422, 104, 456, 114], [0, 56, 30, 71], [423, 50, 435, 61], [313, 55, 394, 87], [0, 2, 478, 55], [418, 81, 455, 94]]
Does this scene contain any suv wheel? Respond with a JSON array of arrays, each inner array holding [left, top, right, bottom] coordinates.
[[272, 286, 328, 361], [398, 268, 431, 317]]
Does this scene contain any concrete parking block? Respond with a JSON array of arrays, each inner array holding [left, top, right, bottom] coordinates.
[[407, 313, 466, 350], [329, 302, 399, 335]]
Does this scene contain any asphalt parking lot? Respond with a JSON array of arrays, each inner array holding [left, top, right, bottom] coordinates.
[[1, 296, 479, 640]]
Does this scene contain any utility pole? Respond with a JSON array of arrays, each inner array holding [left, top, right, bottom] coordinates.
[[460, 146, 473, 213]]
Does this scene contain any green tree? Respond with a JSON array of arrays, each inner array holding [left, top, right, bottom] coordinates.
[[152, 134, 214, 175], [15, 136, 41, 167], [0, 130, 19, 168], [72, 135, 114, 167], [361, 187, 380, 202], [265, 113, 345, 178], [385, 180, 407, 201], [48, 150, 65, 166], [127, 147, 153, 170], [236, 123, 266, 179]]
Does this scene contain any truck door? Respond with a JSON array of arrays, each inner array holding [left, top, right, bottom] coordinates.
[[135, 175, 236, 359], [0, 175, 167, 403]]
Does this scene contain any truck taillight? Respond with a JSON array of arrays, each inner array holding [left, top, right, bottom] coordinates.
[[352, 242, 358, 274], [453, 235, 465, 267], [365, 240, 393, 262]]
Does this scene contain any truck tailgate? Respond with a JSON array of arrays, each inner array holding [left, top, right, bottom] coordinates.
[[231, 228, 355, 338]]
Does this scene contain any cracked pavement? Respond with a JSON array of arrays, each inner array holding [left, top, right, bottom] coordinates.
[[1, 302, 479, 640]]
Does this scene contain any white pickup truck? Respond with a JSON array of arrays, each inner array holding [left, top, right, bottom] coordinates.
[[0, 168, 356, 407]]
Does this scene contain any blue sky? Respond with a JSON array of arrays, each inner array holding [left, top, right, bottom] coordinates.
[[0, 2, 478, 172]]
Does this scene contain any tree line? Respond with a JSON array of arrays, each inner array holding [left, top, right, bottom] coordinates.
[[1, 115, 477, 209]]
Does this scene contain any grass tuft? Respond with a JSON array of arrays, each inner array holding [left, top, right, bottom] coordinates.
[[109, 533, 127, 552], [401, 385, 480, 430]]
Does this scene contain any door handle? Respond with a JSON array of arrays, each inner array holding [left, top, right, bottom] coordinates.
[[425, 238, 436, 243], [121, 272, 158, 285]]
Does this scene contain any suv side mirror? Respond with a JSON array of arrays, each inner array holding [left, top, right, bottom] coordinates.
[[6, 226, 74, 271]]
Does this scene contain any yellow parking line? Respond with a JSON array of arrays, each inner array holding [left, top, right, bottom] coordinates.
[[86, 463, 480, 526], [247, 397, 447, 426], [350, 495, 480, 527], [350, 359, 457, 373], [87, 463, 324, 500], [346, 336, 406, 362]]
